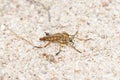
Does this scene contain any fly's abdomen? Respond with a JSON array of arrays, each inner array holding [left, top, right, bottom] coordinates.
[[39, 37, 48, 41], [39, 36, 61, 42]]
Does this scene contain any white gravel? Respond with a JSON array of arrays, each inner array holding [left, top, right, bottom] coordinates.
[[0, 0, 120, 80]]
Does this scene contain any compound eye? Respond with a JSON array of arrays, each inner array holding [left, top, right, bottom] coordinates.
[[69, 38, 73, 42]]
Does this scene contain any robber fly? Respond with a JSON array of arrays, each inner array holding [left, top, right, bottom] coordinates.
[[34, 31, 92, 55], [34, 31, 81, 55], [7, 26, 92, 56]]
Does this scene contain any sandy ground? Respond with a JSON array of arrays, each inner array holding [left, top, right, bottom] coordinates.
[[0, 0, 120, 80]]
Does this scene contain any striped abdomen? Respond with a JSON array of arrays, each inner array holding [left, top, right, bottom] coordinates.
[[39, 35, 62, 42]]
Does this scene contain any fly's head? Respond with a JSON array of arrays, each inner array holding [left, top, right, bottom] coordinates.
[[69, 36, 74, 45], [69, 30, 78, 44]]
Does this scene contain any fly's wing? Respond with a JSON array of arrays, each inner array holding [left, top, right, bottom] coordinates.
[[52, 33, 62, 36], [51, 33, 63, 40], [40, 33, 63, 41], [62, 32, 69, 36]]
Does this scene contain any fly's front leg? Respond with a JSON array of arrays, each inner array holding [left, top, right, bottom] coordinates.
[[75, 37, 93, 42], [34, 41, 51, 48], [69, 43, 82, 53]]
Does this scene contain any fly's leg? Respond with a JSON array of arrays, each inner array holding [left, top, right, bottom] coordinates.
[[55, 46, 61, 56], [55, 44, 65, 56], [75, 37, 93, 42], [34, 41, 51, 48], [69, 43, 82, 53]]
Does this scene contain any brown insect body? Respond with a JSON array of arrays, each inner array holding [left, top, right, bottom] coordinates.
[[36, 31, 81, 55], [39, 32, 70, 44]]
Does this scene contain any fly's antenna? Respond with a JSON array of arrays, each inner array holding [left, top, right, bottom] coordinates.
[[70, 25, 93, 42], [74, 30, 78, 37], [70, 25, 79, 39]]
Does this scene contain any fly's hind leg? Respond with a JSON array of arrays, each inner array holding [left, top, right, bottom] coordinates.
[[55, 44, 65, 56], [34, 41, 51, 48]]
